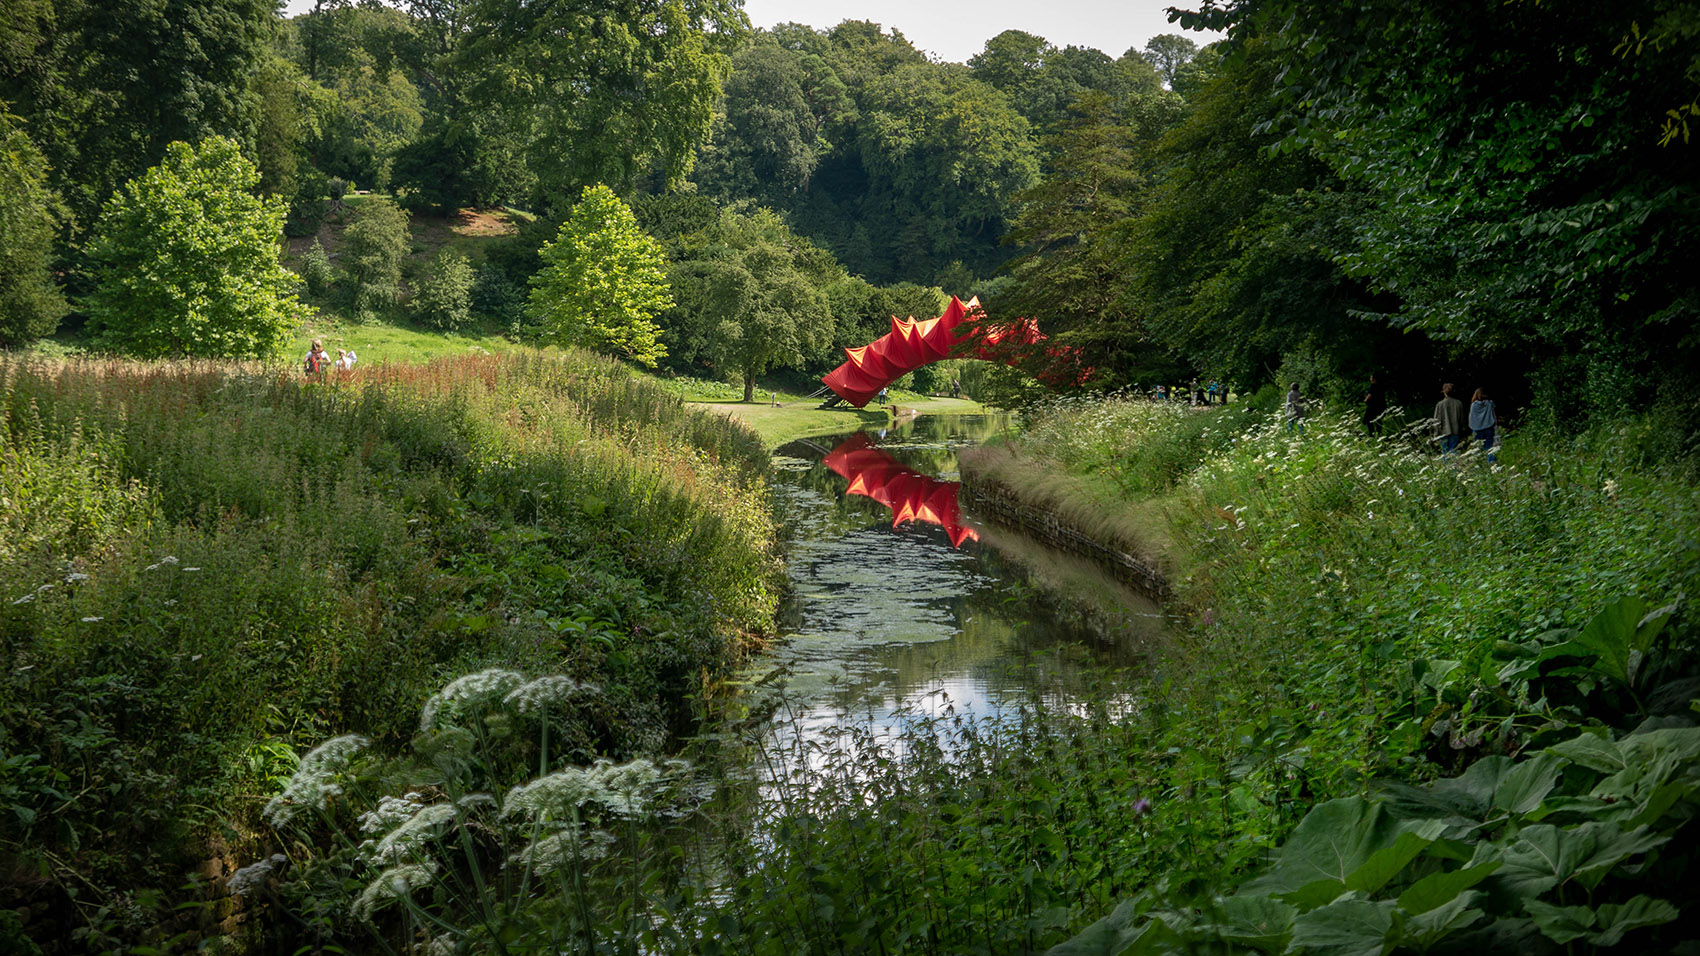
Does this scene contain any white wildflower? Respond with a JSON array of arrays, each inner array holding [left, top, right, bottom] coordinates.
[[507, 829, 617, 874], [263, 734, 370, 828], [419, 668, 526, 731], [351, 862, 438, 920], [367, 802, 457, 864], [503, 675, 595, 715], [426, 936, 460, 956], [357, 794, 426, 835], [227, 853, 288, 896], [64, 572, 90, 583], [501, 766, 597, 821], [81, 616, 103, 623], [144, 556, 179, 571]]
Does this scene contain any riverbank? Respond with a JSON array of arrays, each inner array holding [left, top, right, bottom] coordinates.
[[955, 394, 1700, 951], [0, 350, 783, 951]]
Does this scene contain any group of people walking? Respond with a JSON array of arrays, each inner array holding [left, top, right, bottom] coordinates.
[[302, 339, 356, 375], [1282, 375, 1499, 460], [1154, 380, 1228, 405]]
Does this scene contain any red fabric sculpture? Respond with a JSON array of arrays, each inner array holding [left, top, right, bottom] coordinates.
[[822, 296, 1081, 407], [822, 433, 978, 547]]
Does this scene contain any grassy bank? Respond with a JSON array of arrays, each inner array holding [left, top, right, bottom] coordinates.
[[0, 350, 780, 951]]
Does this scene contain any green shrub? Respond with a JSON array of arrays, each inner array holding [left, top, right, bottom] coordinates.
[[299, 238, 333, 298], [339, 195, 409, 312], [410, 248, 475, 330]]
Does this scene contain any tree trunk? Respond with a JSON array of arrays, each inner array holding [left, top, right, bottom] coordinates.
[[743, 373, 755, 403]]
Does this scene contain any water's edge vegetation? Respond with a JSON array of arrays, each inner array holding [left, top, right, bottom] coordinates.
[[4, 363, 1698, 955], [0, 351, 781, 949]]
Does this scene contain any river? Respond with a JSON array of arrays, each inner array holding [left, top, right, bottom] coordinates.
[[752, 413, 1166, 748]]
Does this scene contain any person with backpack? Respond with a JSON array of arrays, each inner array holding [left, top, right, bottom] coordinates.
[[303, 340, 330, 375]]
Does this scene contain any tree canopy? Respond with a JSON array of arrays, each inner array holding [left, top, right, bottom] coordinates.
[[85, 136, 297, 360], [529, 184, 673, 367]]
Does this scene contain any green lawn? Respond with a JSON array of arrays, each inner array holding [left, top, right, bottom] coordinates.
[[688, 390, 985, 448], [285, 314, 522, 366]]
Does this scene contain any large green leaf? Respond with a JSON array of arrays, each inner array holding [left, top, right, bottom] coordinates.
[[1493, 822, 1670, 897], [1239, 798, 1445, 902], [1560, 597, 1675, 688], [1395, 861, 1502, 915], [1398, 891, 1485, 950], [1379, 756, 1510, 824], [1526, 895, 1679, 947], [1207, 895, 1296, 953], [1044, 899, 1182, 956], [1491, 751, 1564, 816], [1546, 732, 1626, 775], [1287, 899, 1397, 956]]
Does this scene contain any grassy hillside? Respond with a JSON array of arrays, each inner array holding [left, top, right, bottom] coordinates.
[[0, 349, 781, 950]]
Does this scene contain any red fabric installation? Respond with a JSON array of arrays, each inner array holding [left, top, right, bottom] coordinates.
[[821, 296, 1080, 407], [823, 433, 978, 547]]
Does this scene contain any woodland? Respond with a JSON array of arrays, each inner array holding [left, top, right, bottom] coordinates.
[[2, 0, 1700, 953]]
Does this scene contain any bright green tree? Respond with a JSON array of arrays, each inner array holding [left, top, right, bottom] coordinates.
[[339, 196, 411, 313], [528, 184, 672, 367], [85, 137, 296, 360], [0, 108, 66, 347]]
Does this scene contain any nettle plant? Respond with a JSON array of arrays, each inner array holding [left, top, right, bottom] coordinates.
[[233, 668, 709, 954], [1057, 717, 1697, 955]]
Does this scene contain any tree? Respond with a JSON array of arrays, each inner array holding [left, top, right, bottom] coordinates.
[[1142, 34, 1199, 88], [664, 209, 834, 401], [410, 248, 474, 330], [528, 184, 672, 366], [0, 0, 275, 236], [340, 196, 411, 313], [300, 239, 334, 298], [85, 137, 297, 360], [0, 108, 67, 346], [997, 91, 1148, 382], [457, 0, 741, 212], [1174, 0, 1700, 410]]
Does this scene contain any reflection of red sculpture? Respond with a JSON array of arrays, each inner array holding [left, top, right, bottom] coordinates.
[[821, 296, 1084, 408], [823, 433, 979, 547]]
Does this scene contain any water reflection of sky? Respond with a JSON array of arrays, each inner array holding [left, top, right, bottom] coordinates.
[[752, 416, 1157, 764]]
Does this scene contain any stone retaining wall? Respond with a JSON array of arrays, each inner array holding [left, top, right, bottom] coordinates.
[[958, 475, 1171, 600]]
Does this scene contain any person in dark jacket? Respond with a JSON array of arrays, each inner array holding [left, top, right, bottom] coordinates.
[[1362, 373, 1387, 437], [1434, 383, 1467, 454]]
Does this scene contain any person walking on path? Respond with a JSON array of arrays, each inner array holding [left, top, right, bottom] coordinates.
[[1285, 382, 1306, 434], [1434, 383, 1468, 454], [1363, 373, 1387, 437], [1470, 387, 1498, 462]]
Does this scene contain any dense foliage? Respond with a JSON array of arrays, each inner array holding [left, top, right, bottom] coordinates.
[[0, 351, 778, 949], [84, 137, 297, 360], [529, 185, 674, 367]]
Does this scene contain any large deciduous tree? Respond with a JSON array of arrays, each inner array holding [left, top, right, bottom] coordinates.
[[459, 0, 742, 213], [662, 209, 835, 400], [1175, 0, 1700, 408], [85, 137, 297, 360], [0, 0, 275, 236], [529, 184, 672, 367], [0, 108, 67, 347]]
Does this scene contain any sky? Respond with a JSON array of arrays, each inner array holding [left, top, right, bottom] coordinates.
[[279, 1, 1221, 64]]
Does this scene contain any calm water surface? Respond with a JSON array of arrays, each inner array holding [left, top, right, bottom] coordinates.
[[753, 414, 1165, 745]]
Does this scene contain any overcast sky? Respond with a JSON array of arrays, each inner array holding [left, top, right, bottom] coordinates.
[[280, 1, 1219, 64]]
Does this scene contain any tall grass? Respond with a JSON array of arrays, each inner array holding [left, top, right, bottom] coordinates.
[[0, 350, 780, 951]]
